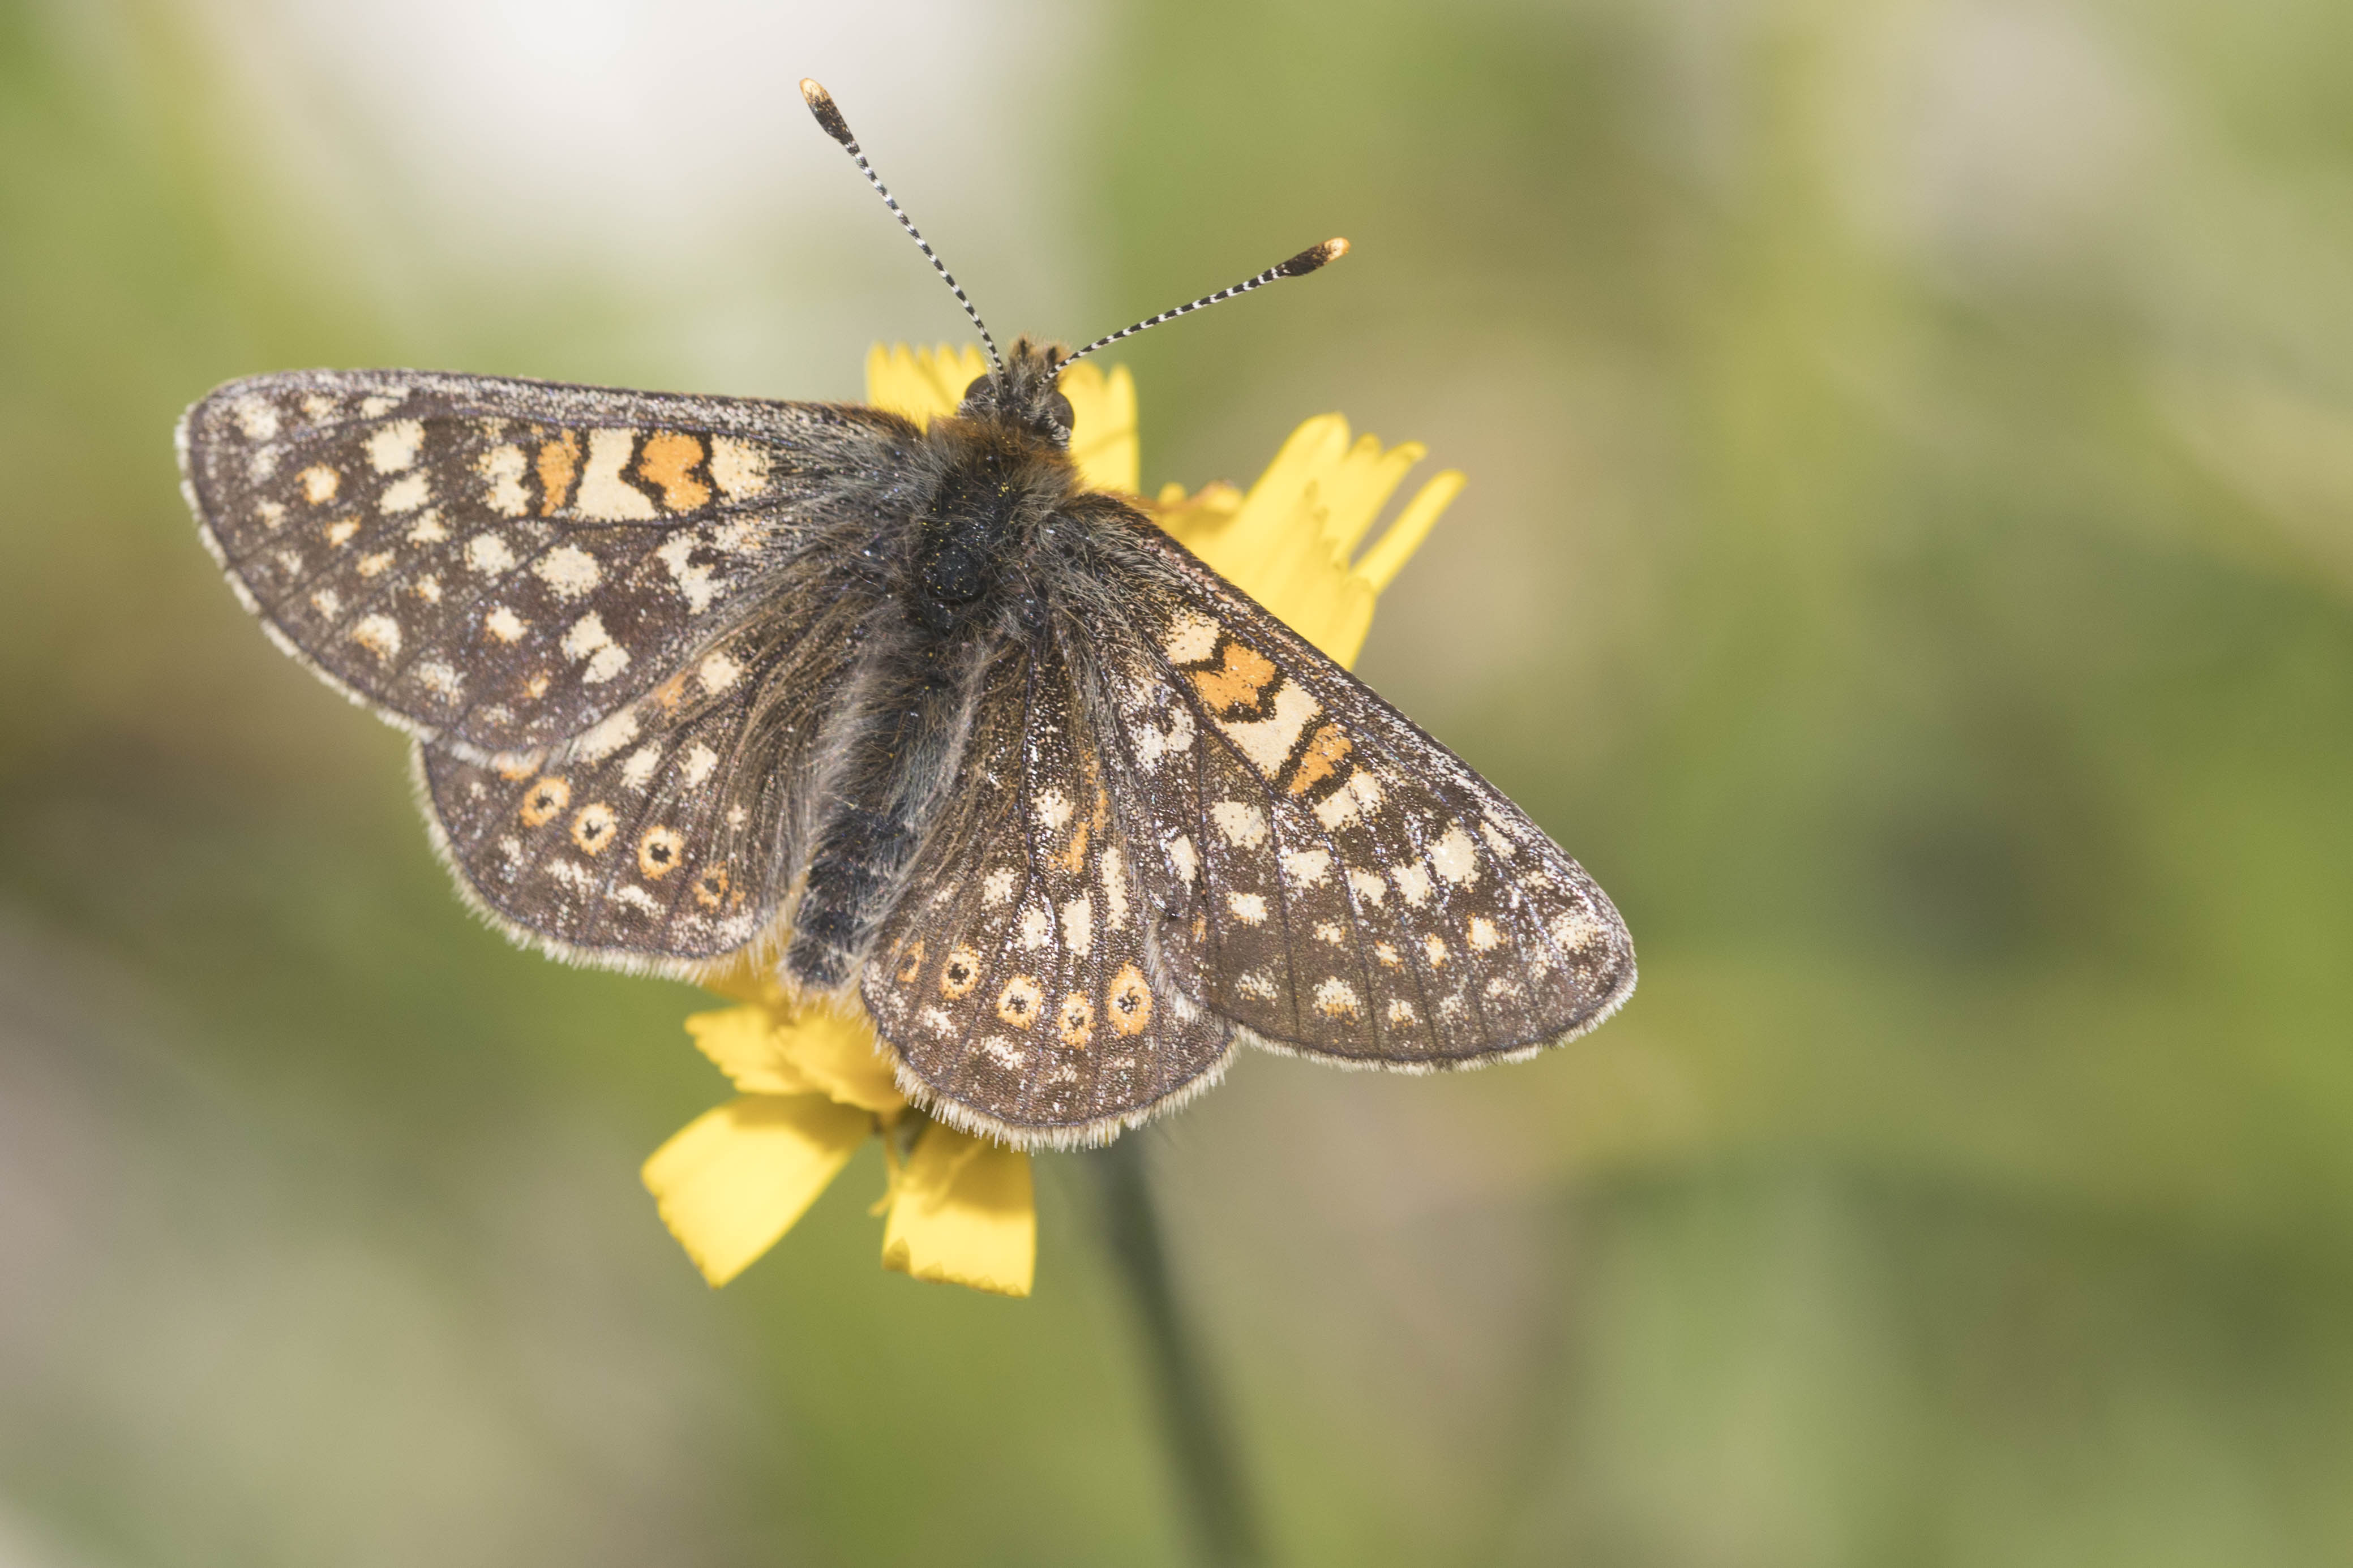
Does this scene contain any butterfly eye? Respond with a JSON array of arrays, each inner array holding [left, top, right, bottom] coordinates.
[[1042, 392, 1074, 437], [958, 375, 996, 415]]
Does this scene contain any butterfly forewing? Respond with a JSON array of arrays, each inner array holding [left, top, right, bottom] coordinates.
[[179, 369, 905, 761], [1089, 522, 1635, 1068]]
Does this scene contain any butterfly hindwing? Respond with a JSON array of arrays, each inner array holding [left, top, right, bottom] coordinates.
[[179, 368, 910, 762], [420, 552, 880, 964], [1092, 520, 1635, 1067], [861, 635, 1235, 1146]]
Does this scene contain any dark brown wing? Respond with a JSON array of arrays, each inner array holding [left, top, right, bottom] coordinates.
[[860, 634, 1235, 1149], [418, 554, 877, 968], [178, 368, 911, 763], [1084, 519, 1635, 1067]]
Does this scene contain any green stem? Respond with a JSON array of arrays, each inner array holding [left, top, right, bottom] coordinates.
[[1094, 1135, 1269, 1568]]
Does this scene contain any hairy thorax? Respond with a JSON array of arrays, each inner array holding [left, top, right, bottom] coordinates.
[[900, 414, 1079, 633]]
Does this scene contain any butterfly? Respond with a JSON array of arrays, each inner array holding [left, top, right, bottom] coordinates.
[[175, 81, 1634, 1149]]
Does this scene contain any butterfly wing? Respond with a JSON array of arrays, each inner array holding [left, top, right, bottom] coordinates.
[[178, 368, 911, 763], [415, 549, 877, 966], [858, 508, 1633, 1148], [860, 631, 1236, 1147], [182, 368, 911, 966], [1093, 517, 1636, 1067]]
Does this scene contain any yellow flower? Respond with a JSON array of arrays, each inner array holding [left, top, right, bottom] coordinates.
[[642, 343, 1463, 1296], [644, 960, 1036, 1295]]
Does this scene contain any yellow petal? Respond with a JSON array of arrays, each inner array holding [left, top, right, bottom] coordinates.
[[865, 342, 990, 429], [683, 1004, 809, 1096], [1356, 468, 1467, 594], [685, 991, 905, 1114], [1062, 361, 1139, 494], [1151, 415, 1463, 670], [641, 1095, 872, 1287], [772, 1004, 906, 1114], [881, 1125, 1036, 1297]]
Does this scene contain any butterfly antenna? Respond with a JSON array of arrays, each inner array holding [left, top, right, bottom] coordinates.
[[799, 79, 1002, 373], [1058, 239, 1350, 368]]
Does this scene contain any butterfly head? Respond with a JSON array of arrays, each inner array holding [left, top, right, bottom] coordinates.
[[957, 336, 1077, 449]]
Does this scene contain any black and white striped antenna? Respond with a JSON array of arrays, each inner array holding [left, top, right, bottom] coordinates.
[[800, 79, 1003, 373], [1058, 238, 1350, 368]]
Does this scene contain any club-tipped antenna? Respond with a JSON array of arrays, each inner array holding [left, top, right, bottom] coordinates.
[[1058, 239, 1350, 369], [799, 79, 1002, 373]]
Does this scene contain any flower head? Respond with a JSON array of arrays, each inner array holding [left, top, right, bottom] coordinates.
[[642, 343, 1463, 1295]]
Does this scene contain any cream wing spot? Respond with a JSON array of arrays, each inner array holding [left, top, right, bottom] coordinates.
[[483, 605, 528, 643], [349, 614, 401, 660], [1313, 978, 1362, 1019], [680, 744, 719, 786], [1061, 896, 1094, 956], [655, 536, 719, 613], [572, 710, 638, 763], [232, 397, 280, 440], [1467, 916, 1502, 951], [1394, 864, 1434, 907], [560, 612, 629, 683], [534, 544, 602, 599], [466, 534, 517, 574], [366, 420, 423, 474], [1348, 867, 1387, 905], [379, 472, 430, 513], [1433, 824, 1480, 886], [1550, 909, 1609, 952], [708, 436, 769, 499], [479, 444, 530, 515], [1216, 681, 1323, 777], [1018, 905, 1053, 950], [1281, 848, 1332, 887], [697, 651, 742, 692], [1210, 801, 1268, 849], [983, 867, 1018, 905], [577, 429, 659, 521], [1099, 845, 1129, 927], [1163, 612, 1220, 665], [298, 465, 338, 504], [1227, 891, 1267, 925]]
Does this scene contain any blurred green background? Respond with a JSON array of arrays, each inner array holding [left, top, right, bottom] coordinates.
[[7, 0, 2353, 1562]]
